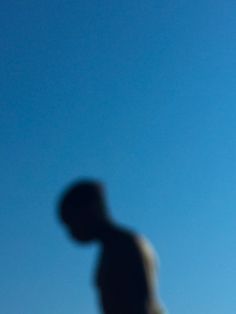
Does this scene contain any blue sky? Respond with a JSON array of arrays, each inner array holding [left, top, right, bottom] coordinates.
[[1, 1, 235, 313]]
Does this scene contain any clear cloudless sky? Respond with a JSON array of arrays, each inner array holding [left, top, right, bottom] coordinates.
[[1, 1, 235, 314]]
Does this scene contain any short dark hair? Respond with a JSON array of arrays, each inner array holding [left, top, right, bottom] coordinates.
[[58, 179, 107, 224]]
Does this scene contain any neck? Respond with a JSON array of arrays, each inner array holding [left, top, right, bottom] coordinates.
[[95, 220, 119, 245]]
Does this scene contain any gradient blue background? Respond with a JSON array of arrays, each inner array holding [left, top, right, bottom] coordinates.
[[1, 1, 235, 313]]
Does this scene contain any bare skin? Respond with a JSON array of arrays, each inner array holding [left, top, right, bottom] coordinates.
[[58, 180, 164, 314]]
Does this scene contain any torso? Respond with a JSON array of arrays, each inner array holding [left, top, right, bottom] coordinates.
[[95, 227, 164, 314]]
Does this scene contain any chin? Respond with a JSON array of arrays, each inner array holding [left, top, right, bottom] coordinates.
[[70, 231, 95, 243]]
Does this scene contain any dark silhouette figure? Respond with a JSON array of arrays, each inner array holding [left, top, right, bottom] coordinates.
[[58, 179, 165, 314]]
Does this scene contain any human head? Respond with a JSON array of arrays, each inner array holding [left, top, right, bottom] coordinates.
[[58, 179, 109, 243]]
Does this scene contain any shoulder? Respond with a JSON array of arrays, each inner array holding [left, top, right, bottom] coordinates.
[[134, 235, 159, 271], [136, 235, 156, 258], [119, 230, 158, 269]]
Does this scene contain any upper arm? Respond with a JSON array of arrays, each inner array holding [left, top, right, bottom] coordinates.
[[97, 235, 158, 314], [119, 237, 156, 306]]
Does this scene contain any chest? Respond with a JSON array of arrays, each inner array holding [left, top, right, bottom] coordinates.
[[96, 250, 124, 291]]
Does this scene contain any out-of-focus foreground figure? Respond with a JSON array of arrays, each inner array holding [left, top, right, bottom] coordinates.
[[58, 179, 166, 314]]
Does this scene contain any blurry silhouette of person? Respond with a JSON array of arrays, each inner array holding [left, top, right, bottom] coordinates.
[[58, 179, 165, 314]]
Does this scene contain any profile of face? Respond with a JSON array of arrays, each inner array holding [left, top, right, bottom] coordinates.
[[58, 181, 108, 243], [65, 204, 102, 243]]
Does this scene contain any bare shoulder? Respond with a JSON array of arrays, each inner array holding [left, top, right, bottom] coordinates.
[[136, 235, 156, 259], [114, 228, 158, 268]]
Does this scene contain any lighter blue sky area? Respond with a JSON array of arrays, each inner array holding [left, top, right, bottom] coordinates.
[[1, 1, 236, 314]]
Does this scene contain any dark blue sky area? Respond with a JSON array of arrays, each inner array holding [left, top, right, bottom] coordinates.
[[1, 1, 235, 314]]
